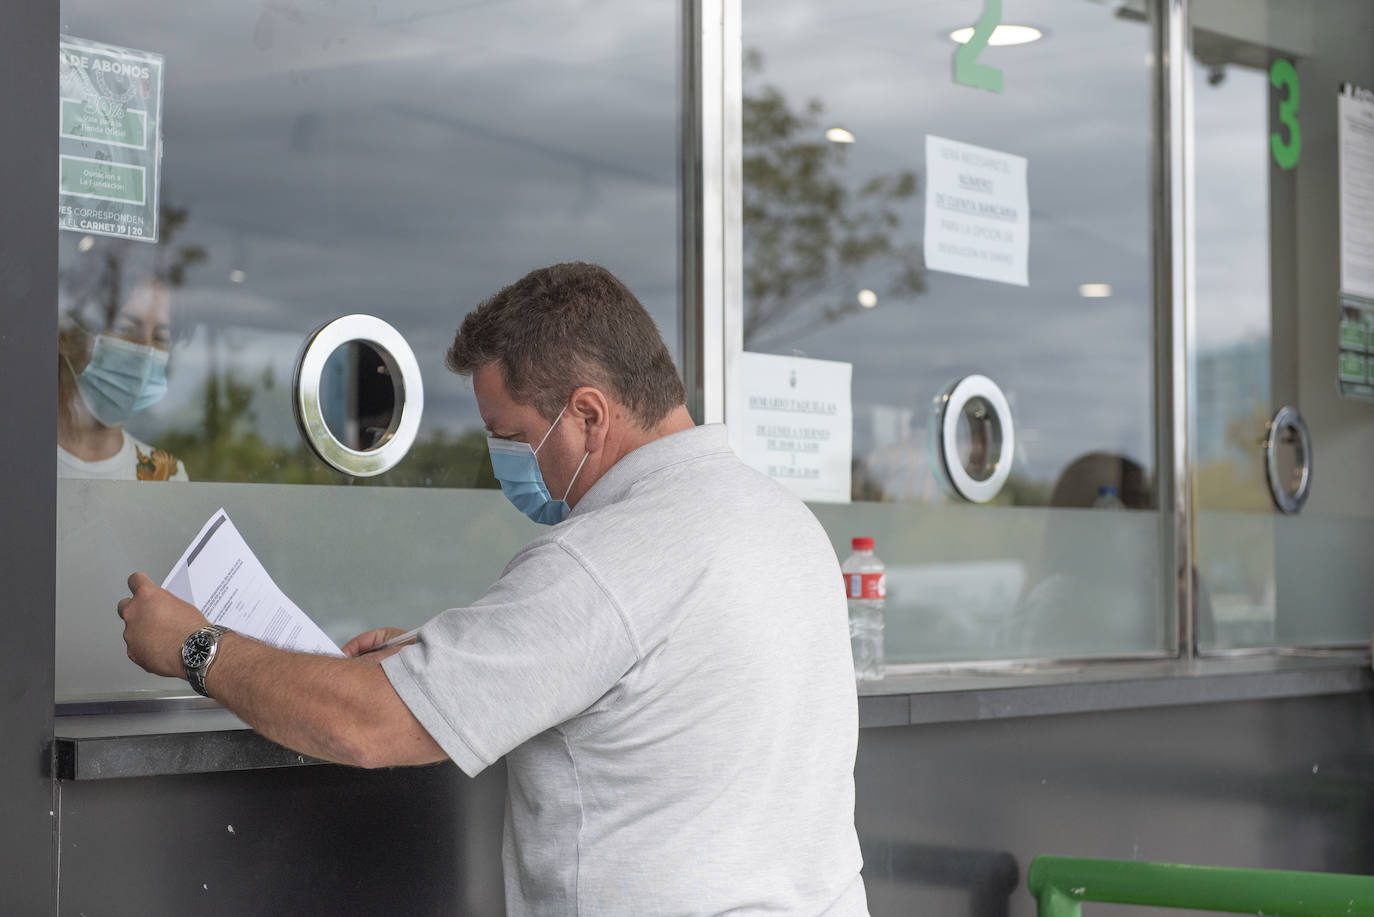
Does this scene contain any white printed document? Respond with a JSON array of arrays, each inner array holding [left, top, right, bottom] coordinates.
[[162, 509, 343, 656], [923, 134, 1030, 287], [1339, 83, 1374, 300], [731, 351, 853, 504]]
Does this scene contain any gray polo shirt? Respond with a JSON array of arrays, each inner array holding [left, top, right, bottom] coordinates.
[[383, 424, 868, 916]]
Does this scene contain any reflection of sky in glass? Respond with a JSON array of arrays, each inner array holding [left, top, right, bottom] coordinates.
[[1191, 58, 1271, 497], [743, 0, 1156, 501], [58, 0, 679, 482], [1193, 64, 1270, 350]]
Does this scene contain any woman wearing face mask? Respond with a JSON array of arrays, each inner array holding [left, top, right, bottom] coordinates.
[[57, 278, 188, 481]]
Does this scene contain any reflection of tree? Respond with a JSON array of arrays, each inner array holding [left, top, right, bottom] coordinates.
[[155, 369, 498, 488], [1195, 402, 1271, 512], [743, 50, 925, 351], [61, 203, 207, 328]]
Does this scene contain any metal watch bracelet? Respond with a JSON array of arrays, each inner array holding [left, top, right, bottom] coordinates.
[[182, 624, 231, 698]]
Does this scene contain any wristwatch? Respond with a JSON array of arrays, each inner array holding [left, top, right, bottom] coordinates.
[[181, 624, 231, 698]]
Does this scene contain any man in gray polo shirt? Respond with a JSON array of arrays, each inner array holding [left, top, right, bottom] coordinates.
[[117, 262, 868, 915]]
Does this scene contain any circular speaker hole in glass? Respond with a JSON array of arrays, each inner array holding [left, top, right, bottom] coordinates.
[[319, 341, 400, 452], [954, 396, 1003, 483]]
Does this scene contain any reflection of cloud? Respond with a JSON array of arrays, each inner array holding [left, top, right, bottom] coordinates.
[[742, 0, 1158, 484], [66, 0, 681, 455], [246, 3, 453, 75], [163, 0, 677, 86], [385, 102, 664, 186], [1192, 63, 1271, 348], [767, 236, 1155, 482], [741, 0, 1159, 483]]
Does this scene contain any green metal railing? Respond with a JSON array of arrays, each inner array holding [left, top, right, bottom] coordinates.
[[1029, 856, 1374, 917]]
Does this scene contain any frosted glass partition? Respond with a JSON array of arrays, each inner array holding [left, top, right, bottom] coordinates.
[[1199, 511, 1374, 651], [809, 504, 1168, 664], [60, 483, 1173, 700], [57, 481, 539, 701]]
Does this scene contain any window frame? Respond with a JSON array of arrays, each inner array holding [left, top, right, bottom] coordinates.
[[702, 0, 1200, 667]]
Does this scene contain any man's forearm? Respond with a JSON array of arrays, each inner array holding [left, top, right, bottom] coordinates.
[[203, 634, 444, 768]]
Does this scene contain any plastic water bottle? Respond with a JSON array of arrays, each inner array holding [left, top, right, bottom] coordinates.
[[842, 537, 885, 682]]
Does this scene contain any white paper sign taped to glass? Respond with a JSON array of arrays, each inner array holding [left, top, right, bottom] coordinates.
[[923, 135, 1029, 287], [1338, 83, 1374, 302], [58, 38, 164, 243], [162, 509, 343, 657], [731, 352, 852, 504]]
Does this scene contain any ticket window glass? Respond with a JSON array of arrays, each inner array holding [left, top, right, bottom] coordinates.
[[739, 0, 1167, 663], [1191, 0, 1374, 650], [55, 0, 681, 701]]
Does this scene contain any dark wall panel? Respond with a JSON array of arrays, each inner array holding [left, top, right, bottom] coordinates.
[[57, 694, 1374, 917], [58, 761, 507, 917], [857, 694, 1374, 916], [0, 0, 59, 913]]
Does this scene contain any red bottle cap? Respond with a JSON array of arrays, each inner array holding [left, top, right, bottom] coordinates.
[[851, 537, 875, 551]]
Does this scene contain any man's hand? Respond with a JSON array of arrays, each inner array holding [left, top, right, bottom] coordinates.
[[117, 572, 209, 679], [341, 627, 413, 658]]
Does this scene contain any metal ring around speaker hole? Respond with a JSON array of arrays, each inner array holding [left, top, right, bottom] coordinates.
[[1264, 405, 1311, 515], [931, 374, 1016, 504], [292, 314, 424, 477]]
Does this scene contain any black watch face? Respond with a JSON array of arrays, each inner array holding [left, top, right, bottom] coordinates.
[[183, 631, 214, 669]]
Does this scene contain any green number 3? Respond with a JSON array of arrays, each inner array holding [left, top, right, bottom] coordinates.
[[954, 0, 1003, 93], [1270, 59, 1301, 170]]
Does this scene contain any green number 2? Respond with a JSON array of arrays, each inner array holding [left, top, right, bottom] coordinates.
[[1270, 59, 1301, 170], [954, 0, 1004, 93]]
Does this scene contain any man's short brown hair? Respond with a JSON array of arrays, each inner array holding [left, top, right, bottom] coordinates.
[[446, 263, 686, 427]]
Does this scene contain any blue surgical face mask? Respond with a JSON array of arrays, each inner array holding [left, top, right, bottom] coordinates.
[[70, 334, 170, 428], [487, 405, 590, 525]]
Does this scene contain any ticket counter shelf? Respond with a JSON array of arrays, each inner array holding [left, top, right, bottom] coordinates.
[[53, 653, 1373, 781]]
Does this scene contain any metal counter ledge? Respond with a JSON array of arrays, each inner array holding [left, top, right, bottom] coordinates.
[[53, 653, 1374, 781]]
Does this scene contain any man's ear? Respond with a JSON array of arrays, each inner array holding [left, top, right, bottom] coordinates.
[[569, 385, 611, 453]]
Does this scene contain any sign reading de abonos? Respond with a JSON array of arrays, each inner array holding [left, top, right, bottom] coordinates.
[[59, 38, 164, 243]]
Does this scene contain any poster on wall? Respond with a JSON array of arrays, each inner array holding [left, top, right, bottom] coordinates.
[[1338, 83, 1374, 302], [731, 352, 852, 504], [923, 135, 1030, 287], [1337, 84, 1374, 400], [58, 37, 164, 243]]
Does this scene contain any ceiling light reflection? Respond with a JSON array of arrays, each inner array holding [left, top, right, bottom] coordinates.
[[949, 24, 1043, 46]]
